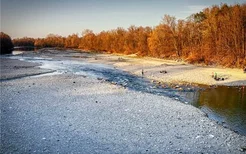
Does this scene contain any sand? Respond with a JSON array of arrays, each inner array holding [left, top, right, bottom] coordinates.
[[83, 53, 246, 86], [11, 49, 246, 86]]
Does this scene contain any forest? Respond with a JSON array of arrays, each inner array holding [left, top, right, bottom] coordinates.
[[12, 3, 246, 68]]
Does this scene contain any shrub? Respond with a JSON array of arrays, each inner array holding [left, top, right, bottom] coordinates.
[[0, 32, 13, 54], [186, 52, 205, 64]]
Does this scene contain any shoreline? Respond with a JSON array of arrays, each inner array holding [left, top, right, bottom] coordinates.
[[69, 50, 246, 86], [1, 52, 246, 153], [0, 57, 56, 81], [5, 49, 246, 87]]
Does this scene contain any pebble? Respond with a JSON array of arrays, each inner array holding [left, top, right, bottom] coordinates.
[[208, 134, 214, 138], [196, 136, 201, 139], [240, 146, 246, 152]]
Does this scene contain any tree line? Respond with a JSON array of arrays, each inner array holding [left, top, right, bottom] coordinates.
[[12, 3, 246, 67]]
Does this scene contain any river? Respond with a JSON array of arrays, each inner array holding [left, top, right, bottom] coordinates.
[[7, 49, 246, 136]]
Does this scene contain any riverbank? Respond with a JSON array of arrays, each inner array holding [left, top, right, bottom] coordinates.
[[81, 52, 246, 86], [0, 57, 55, 81], [11, 49, 246, 86], [1, 57, 246, 153]]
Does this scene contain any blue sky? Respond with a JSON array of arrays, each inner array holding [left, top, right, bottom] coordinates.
[[1, 0, 245, 38]]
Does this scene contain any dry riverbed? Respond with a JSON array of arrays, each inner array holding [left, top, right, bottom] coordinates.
[[13, 49, 246, 86], [81, 52, 246, 86], [1, 50, 246, 153]]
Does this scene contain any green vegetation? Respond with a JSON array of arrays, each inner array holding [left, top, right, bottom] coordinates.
[[0, 32, 13, 54]]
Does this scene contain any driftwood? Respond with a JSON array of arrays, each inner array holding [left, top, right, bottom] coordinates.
[[118, 57, 125, 62]]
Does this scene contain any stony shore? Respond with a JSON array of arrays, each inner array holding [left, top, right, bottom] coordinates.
[[10, 49, 246, 86], [1, 53, 246, 153], [81, 52, 246, 86]]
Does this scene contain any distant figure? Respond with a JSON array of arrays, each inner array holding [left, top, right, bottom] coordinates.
[[244, 67, 246, 73], [142, 69, 144, 77], [214, 72, 217, 80]]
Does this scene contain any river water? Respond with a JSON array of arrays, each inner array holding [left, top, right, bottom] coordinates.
[[192, 86, 246, 135], [7, 50, 246, 136]]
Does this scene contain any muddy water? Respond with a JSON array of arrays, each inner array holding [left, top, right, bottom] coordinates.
[[6, 50, 246, 136]]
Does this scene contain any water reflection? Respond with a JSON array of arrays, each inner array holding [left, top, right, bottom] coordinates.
[[191, 86, 246, 135]]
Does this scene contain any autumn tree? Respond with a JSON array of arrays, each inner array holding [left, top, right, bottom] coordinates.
[[148, 23, 176, 58], [124, 25, 138, 54], [135, 26, 152, 56], [13, 37, 35, 47], [11, 3, 246, 67], [0, 32, 13, 54], [65, 34, 80, 48], [79, 29, 96, 50]]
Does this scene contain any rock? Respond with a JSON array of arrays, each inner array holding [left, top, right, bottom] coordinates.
[[111, 82, 117, 85], [122, 83, 127, 86], [240, 146, 246, 152], [175, 85, 180, 88], [160, 70, 167, 74], [196, 135, 201, 139], [178, 88, 183, 91], [175, 135, 182, 139]]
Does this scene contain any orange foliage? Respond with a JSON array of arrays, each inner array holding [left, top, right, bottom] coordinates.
[[13, 3, 246, 68]]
